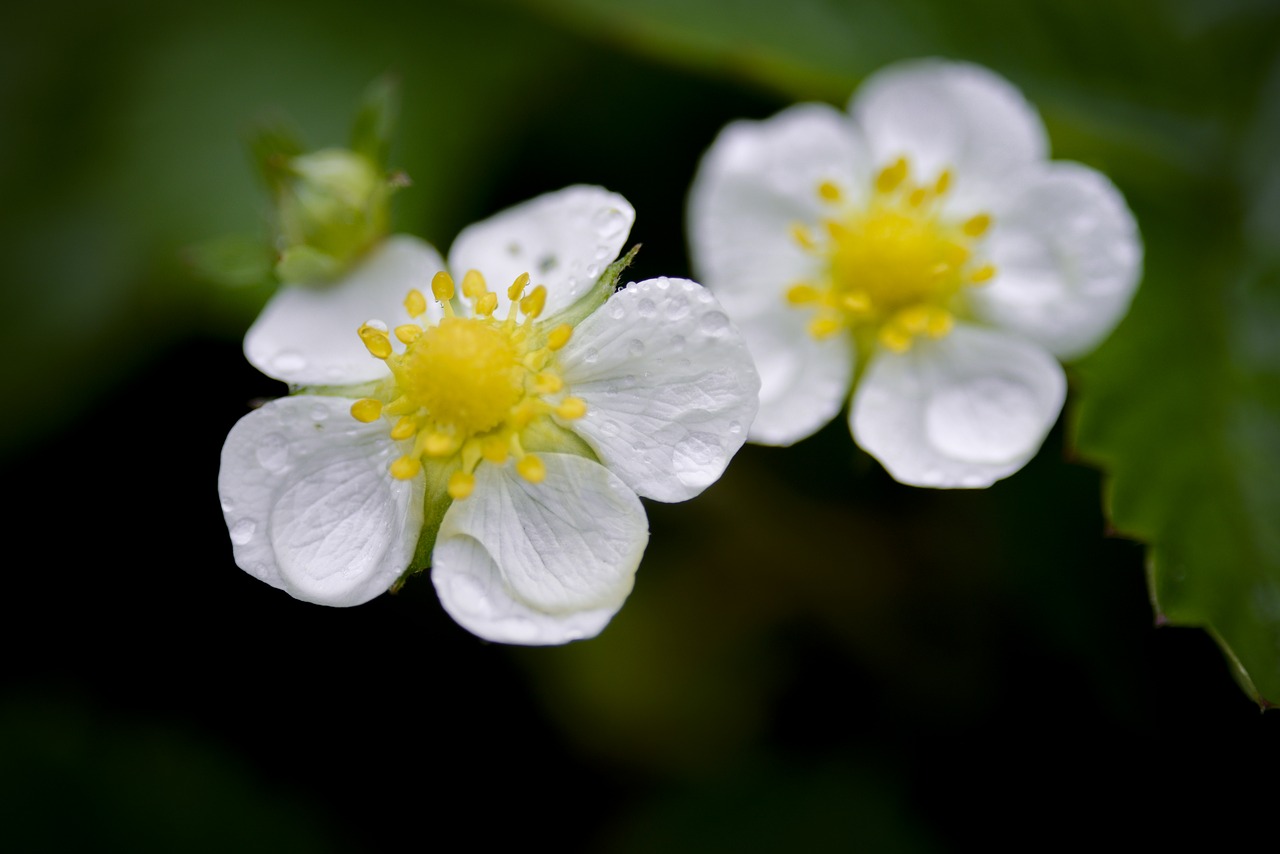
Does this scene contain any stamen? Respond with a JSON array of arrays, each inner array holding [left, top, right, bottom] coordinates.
[[841, 292, 871, 313], [875, 157, 908, 194], [516, 454, 546, 484], [520, 285, 547, 319], [350, 399, 383, 423], [476, 292, 498, 317], [359, 323, 393, 359], [879, 325, 913, 353], [461, 270, 487, 299], [926, 310, 954, 338], [431, 271, 455, 302], [390, 416, 417, 440], [395, 324, 422, 344], [533, 372, 563, 394], [808, 317, 843, 339], [390, 456, 421, 480], [556, 397, 587, 420], [423, 432, 458, 457], [962, 213, 992, 237], [817, 180, 842, 202], [507, 272, 531, 301], [791, 224, 816, 251], [908, 187, 927, 207], [546, 324, 573, 350], [969, 264, 997, 283], [481, 435, 509, 464], [934, 170, 952, 195], [447, 470, 475, 500], [405, 289, 427, 318], [786, 284, 820, 305]]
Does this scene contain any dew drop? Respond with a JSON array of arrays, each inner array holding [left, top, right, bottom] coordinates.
[[310, 404, 330, 422], [230, 518, 256, 545], [255, 433, 290, 472], [699, 311, 730, 336], [366, 319, 388, 332], [670, 335, 686, 352], [272, 350, 306, 373], [538, 254, 557, 272], [583, 348, 599, 364], [668, 299, 690, 321], [608, 302, 625, 320], [220, 498, 234, 513], [628, 339, 645, 356], [601, 420, 620, 437], [637, 298, 657, 318], [672, 433, 726, 489], [729, 421, 742, 435], [593, 207, 629, 238]]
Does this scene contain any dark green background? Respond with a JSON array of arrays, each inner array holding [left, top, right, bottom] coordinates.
[[2, 0, 1277, 850]]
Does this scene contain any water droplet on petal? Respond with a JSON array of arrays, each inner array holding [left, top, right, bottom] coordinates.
[[593, 207, 629, 238], [628, 339, 645, 356], [310, 405, 329, 422], [729, 421, 742, 435], [272, 350, 306, 373], [637, 298, 657, 318], [670, 335, 686, 352], [608, 302, 625, 320], [256, 433, 290, 472], [601, 420, 620, 437], [230, 518, 256, 545], [699, 311, 730, 336], [583, 348, 599, 364]]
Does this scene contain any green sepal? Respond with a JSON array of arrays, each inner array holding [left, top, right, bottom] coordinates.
[[248, 121, 305, 193], [182, 233, 274, 288], [394, 458, 458, 590], [349, 75, 399, 168], [274, 244, 342, 284], [542, 244, 640, 331]]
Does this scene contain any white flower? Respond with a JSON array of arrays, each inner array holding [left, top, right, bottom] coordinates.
[[220, 186, 760, 644], [689, 59, 1142, 487]]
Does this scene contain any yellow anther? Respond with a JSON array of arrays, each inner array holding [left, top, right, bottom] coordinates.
[[516, 454, 546, 484], [405, 289, 427, 318], [395, 324, 422, 344], [431, 271, 456, 302], [556, 397, 587, 420], [390, 416, 417, 440], [943, 243, 971, 267], [476, 292, 499, 317], [359, 324, 393, 359], [461, 269, 487, 299], [908, 187, 928, 208], [390, 456, 422, 480], [934, 169, 952, 196], [481, 435, 509, 465], [897, 306, 931, 334], [350, 399, 383, 423], [875, 157, 909, 194], [962, 213, 992, 237], [447, 470, 475, 500], [547, 324, 573, 351], [423, 432, 458, 457], [790, 223, 816, 251], [533, 372, 563, 394], [520, 285, 547, 319], [926, 310, 954, 338], [508, 272, 531, 301], [969, 264, 997, 283], [808, 317, 843, 339], [817, 180, 842, 202], [841, 291, 871, 313], [879, 325, 913, 353], [825, 220, 849, 240], [786, 284, 820, 305]]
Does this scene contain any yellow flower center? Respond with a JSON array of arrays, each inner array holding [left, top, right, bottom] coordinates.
[[348, 269, 585, 499], [787, 157, 997, 353]]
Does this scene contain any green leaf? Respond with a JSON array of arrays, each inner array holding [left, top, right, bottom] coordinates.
[[248, 121, 305, 192], [349, 75, 400, 167], [1075, 245, 1280, 707], [181, 233, 274, 288]]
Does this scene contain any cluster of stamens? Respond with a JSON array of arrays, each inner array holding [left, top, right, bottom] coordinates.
[[787, 157, 997, 353], [349, 268, 585, 500]]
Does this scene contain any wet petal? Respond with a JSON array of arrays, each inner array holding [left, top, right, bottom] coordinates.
[[973, 161, 1143, 359], [851, 59, 1048, 213], [850, 325, 1065, 488], [431, 453, 648, 645], [558, 277, 760, 502], [244, 236, 445, 386], [218, 395, 424, 606], [689, 102, 869, 315], [448, 186, 634, 318]]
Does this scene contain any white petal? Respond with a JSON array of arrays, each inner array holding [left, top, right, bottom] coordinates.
[[850, 325, 1065, 488], [557, 278, 760, 503], [688, 102, 869, 315], [851, 60, 1048, 212], [431, 453, 648, 645], [971, 162, 1143, 360], [447, 186, 634, 319], [737, 307, 854, 446], [244, 236, 445, 386], [218, 395, 424, 606]]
